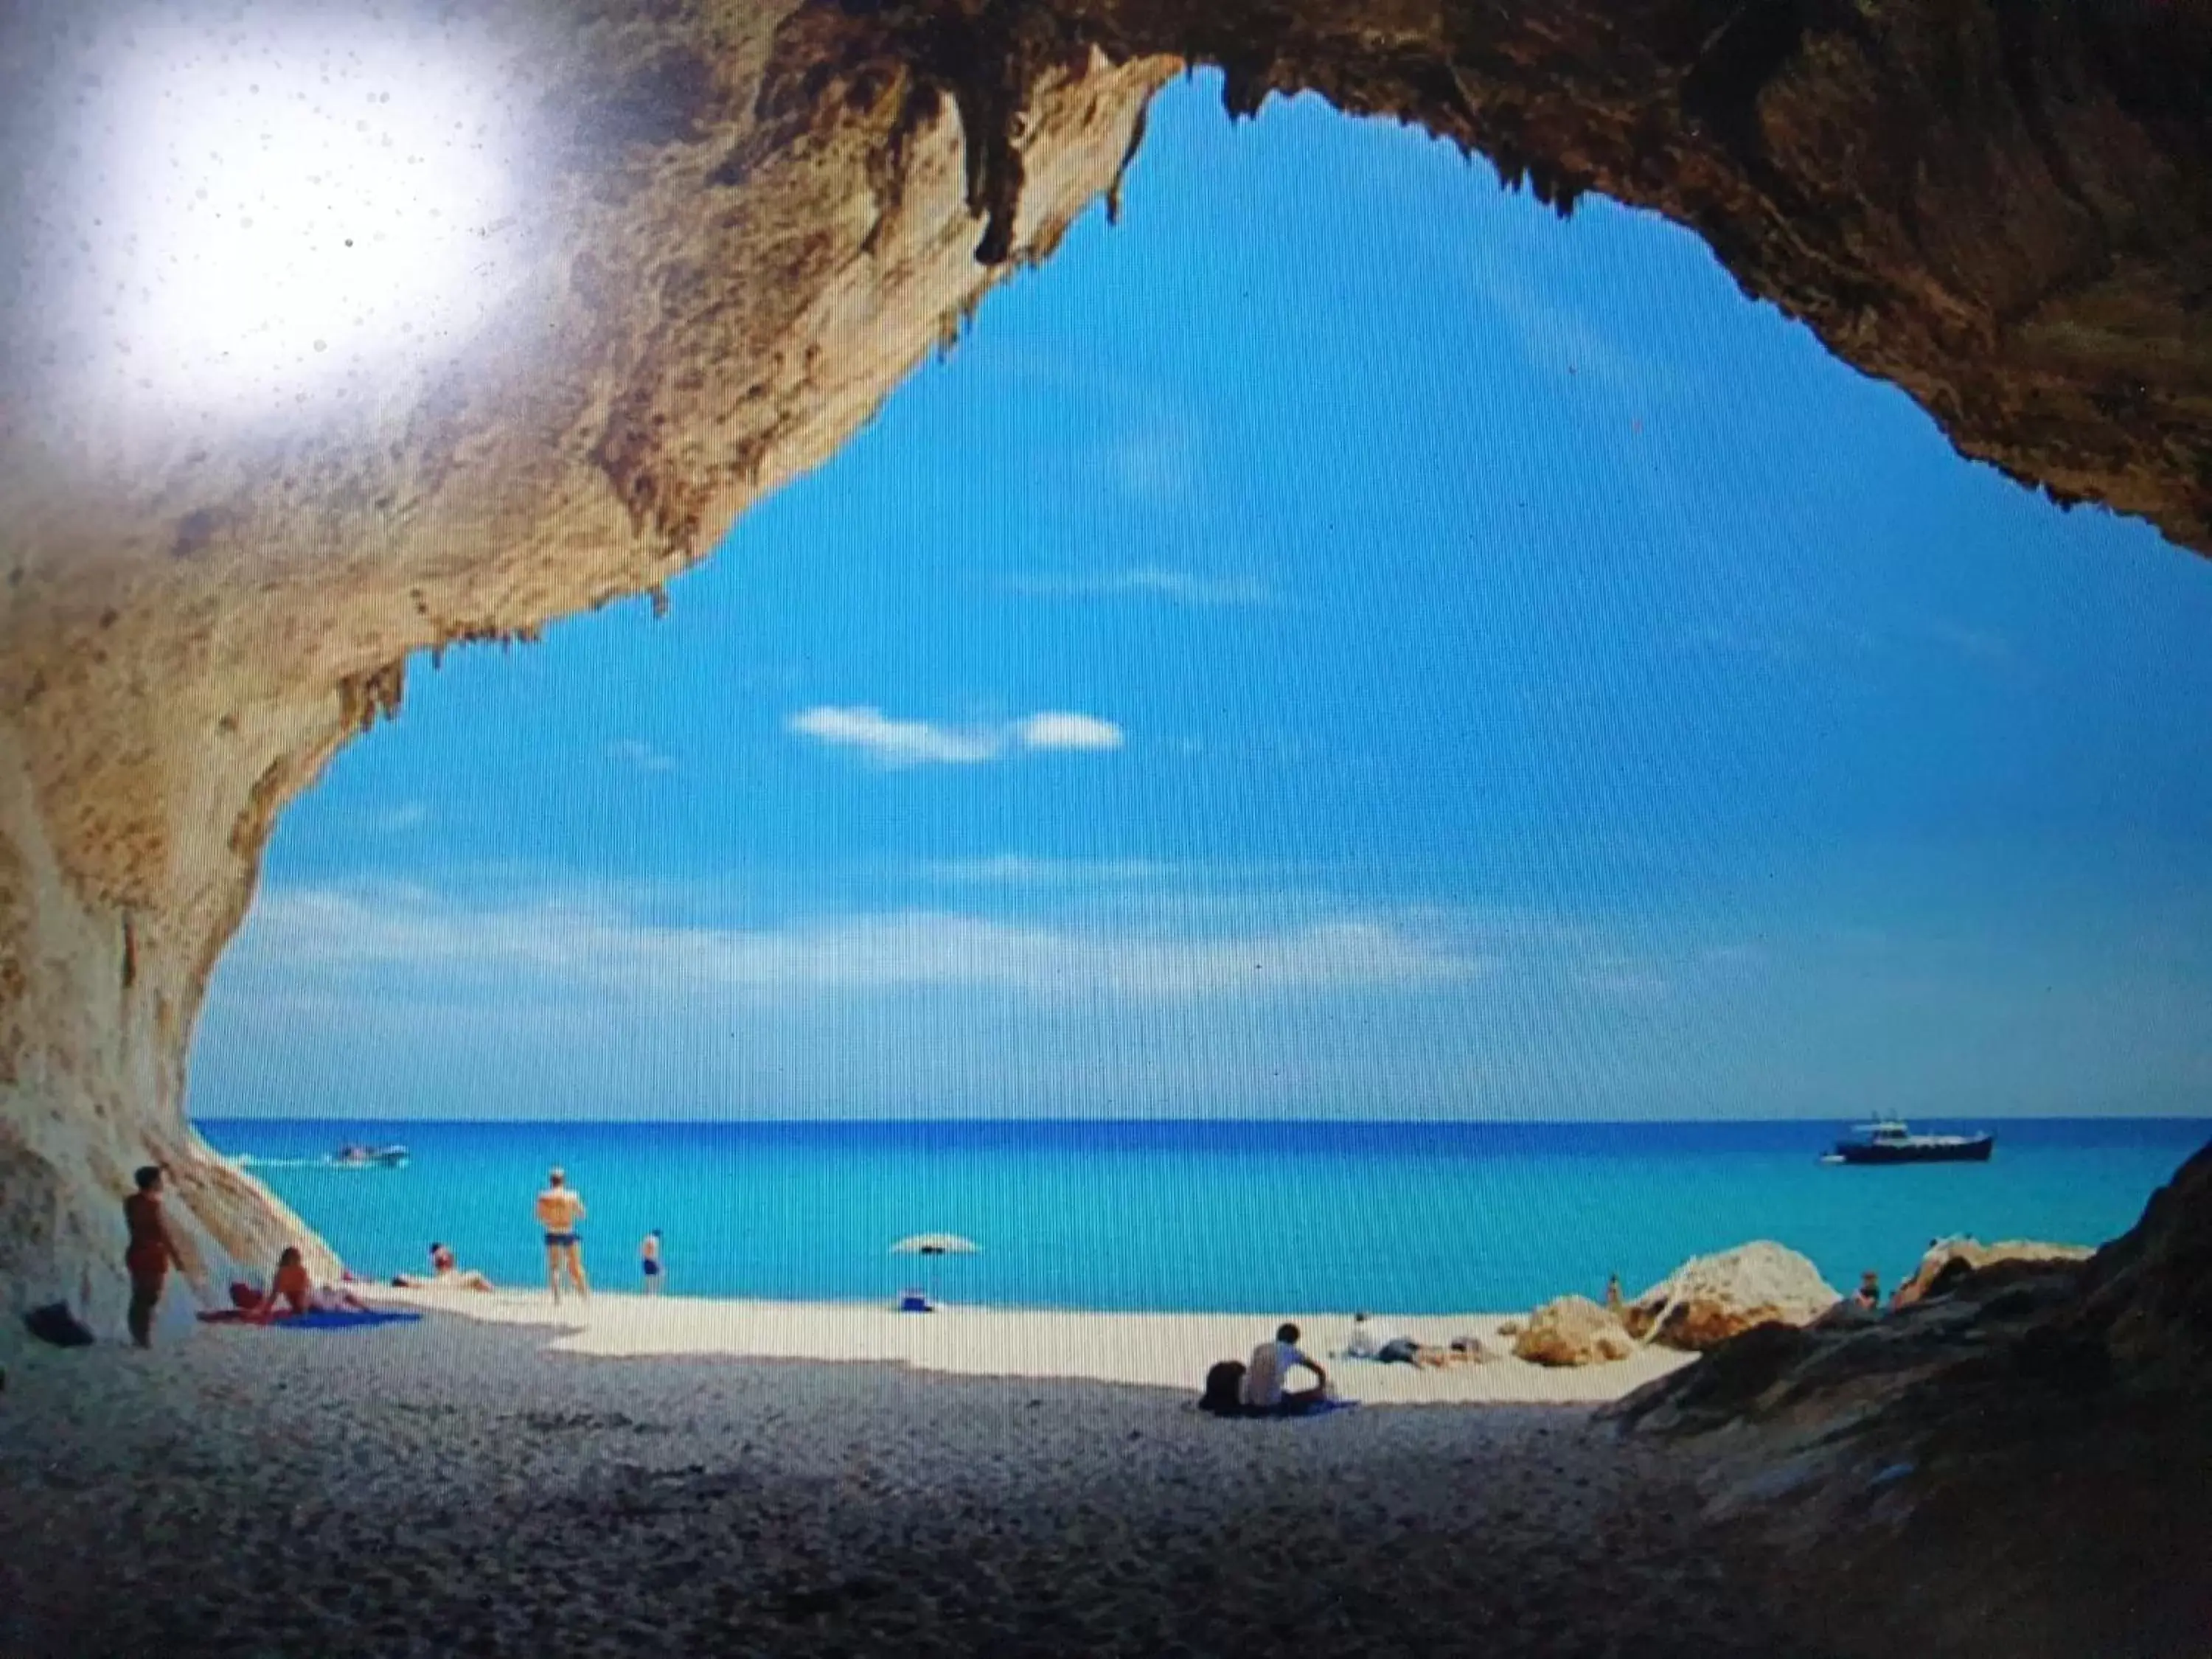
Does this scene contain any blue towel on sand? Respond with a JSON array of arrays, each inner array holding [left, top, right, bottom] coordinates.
[[276, 1309, 422, 1331]]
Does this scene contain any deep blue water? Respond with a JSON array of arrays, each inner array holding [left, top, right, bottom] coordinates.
[[196, 1118, 2210, 1314]]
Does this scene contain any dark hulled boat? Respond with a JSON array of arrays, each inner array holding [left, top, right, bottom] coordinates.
[[1824, 1120, 1994, 1166]]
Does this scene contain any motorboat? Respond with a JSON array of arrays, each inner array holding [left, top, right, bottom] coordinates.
[[331, 1142, 409, 1169], [1825, 1120, 1993, 1166]]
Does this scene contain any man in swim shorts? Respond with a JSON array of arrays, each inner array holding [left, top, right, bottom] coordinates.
[[639, 1229, 664, 1295], [122, 1165, 187, 1348], [535, 1168, 589, 1304]]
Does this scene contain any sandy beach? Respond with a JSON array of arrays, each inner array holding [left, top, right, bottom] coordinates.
[[371, 1286, 1700, 1403], [0, 1289, 1817, 1659]]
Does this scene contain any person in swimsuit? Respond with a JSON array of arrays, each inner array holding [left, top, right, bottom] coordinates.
[[640, 1230, 664, 1295], [249, 1246, 366, 1321], [122, 1165, 187, 1349], [535, 1168, 589, 1304], [393, 1242, 494, 1292]]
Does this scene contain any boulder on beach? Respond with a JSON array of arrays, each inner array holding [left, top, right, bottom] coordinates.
[[1512, 1295, 1634, 1366], [1623, 1242, 1840, 1352], [1890, 1237, 2093, 1310]]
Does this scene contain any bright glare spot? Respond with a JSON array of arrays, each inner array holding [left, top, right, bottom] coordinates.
[[66, 13, 526, 419]]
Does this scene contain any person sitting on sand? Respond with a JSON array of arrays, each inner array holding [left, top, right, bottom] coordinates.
[[1853, 1270, 1882, 1311], [1242, 1323, 1330, 1413], [535, 1168, 589, 1304], [640, 1230, 664, 1295], [251, 1247, 367, 1321]]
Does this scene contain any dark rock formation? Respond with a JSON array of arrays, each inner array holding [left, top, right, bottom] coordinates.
[[1609, 1138, 2212, 1658], [769, 0, 2212, 555]]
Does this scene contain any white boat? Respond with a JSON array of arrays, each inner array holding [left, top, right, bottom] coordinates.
[[330, 1142, 409, 1169]]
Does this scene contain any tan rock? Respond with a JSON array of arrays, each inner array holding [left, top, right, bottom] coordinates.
[[1891, 1237, 2094, 1310], [1624, 1242, 1840, 1352], [1512, 1295, 1634, 1367]]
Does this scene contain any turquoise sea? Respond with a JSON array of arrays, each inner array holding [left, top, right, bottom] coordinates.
[[198, 1119, 2209, 1314]]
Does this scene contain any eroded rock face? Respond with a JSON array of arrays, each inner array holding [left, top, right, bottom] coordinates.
[[0, 0, 1172, 1322], [1607, 1141, 2212, 1658], [1512, 1295, 1634, 1367], [1, 1, 2209, 1326], [1891, 1236, 2096, 1310], [1623, 1240, 1840, 1351]]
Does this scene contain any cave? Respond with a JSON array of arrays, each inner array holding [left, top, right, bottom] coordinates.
[[3, 1, 2210, 1652]]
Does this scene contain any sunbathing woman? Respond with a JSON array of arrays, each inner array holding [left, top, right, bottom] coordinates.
[[253, 1247, 367, 1321], [392, 1241, 494, 1291]]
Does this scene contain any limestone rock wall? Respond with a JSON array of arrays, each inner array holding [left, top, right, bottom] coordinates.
[[2, 0, 2209, 1325], [0, 0, 1171, 1322]]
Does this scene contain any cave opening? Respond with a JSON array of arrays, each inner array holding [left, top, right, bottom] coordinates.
[[8, 8, 2212, 1653], [184, 73, 2212, 1310]]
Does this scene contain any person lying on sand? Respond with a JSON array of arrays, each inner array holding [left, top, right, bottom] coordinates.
[[1242, 1323, 1331, 1413], [1343, 1312, 1461, 1369], [392, 1242, 494, 1292], [535, 1169, 589, 1304]]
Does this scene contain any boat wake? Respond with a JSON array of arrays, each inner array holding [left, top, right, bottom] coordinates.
[[232, 1155, 399, 1171]]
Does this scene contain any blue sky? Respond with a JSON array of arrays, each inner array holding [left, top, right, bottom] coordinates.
[[195, 75, 2212, 1121]]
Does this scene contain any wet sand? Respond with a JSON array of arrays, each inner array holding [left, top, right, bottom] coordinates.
[[0, 1296, 1812, 1658]]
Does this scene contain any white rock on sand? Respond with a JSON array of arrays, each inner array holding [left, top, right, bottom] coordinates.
[[0, 1295, 1791, 1659], [1624, 1241, 1840, 1351]]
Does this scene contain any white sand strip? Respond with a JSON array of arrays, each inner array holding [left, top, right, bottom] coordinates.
[[370, 1286, 1694, 1403]]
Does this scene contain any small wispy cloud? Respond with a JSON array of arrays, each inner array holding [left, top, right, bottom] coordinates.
[[1097, 425, 1198, 504], [226, 884, 1489, 1003], [1576, 957, 1670, 1000], [608, 739, 677, 774], [788, 706, 1124, 768], [922, 855, 1171, 886], [375, 801, 430, 834], [1004, 566, 1273, 607], [1015, 712, 1124, 752]]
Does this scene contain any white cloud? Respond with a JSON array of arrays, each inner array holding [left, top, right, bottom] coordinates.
[[1004, 566, 1273, 606], [607, 739, 677, 773], [223, 884, 1488, 1004], [787, 706, 1123, 766], [923, 855, 1169, 886], [1015, 712, 1124, 753], [374, 801, 430, 834]]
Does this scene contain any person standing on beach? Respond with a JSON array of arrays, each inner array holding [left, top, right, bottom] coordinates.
[[640, 1230, 664, 1295], [535, 1168, 589, 1304], [122, 1166, 187, 1349]]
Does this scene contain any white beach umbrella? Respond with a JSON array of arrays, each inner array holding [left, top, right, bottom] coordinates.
[[889, 1234, 979, 1306]]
